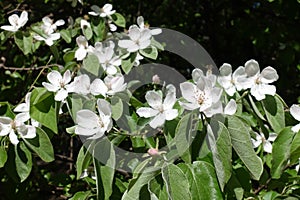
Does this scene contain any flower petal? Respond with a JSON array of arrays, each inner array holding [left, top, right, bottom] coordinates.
[[145, 91, 162, 110], [260, 67, 279, 83], [55, 88, 68, 101], [245, 59, 260, 77], [164, 109, 178, 120], [76, 110, 98, 128], [90, 78, 108, 96], [137, 107, 159, 118], [149, 113, 165, 128], [9, 130, 19, 145], [180, 82, 197, 103], [224, 99, 237, 115], [290, 104, 300, 121]]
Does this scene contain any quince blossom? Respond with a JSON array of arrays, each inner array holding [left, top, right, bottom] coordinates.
[[1, 11, 28, 32], [75, 36, 93, 61], [180, 73, 223, 117], [118, 26, 152, 52], [217, 64, 247, 96], [75, 99, 112, 139], [137, 85, 178, 128], [244, 59, 279, 101], [290, 104, 300, 133], [88, 4, 115, 18], [90, 74, 127, 97], [42, 70, 73, 101], [136, 16, 162, 35], [0, 114, 36, 145], [34, 32, 61, 46], [251, 132, 277, 153], [90, 41, 121, 74], [41, 16, 65, 35]]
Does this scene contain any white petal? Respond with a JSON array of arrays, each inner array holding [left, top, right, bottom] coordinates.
[[245, 59, 260, 77], [18, 11, 28, 27], [259, 84, 276, 96], [251, 138, 262, 148], [75, 125, 100, 136], [90, 78, 108, 96], [15, 113, 29, 123], [0, 123, 11, 136], [250, 85, 265, 101], [55, 19, 65, 26], [127, 44, 140, 52], [14, 103, 28, 113], [192, 68, 204, 83], [137, 107, 159, 118], [292, 123, 300, 133], [219, 63, 232, 76], [163, 90, 176, 110], [224, 99, 237, 115], [118, 40, 136, 49], [140, 29, 152, 42], [75, 47, 87, 61], [179, 101, 199, 110], [42, 82, 59, 92], [263, 141, 272, 153], [47, 70, 62, 86], [63, 70, 71, 84], [1, 25, 17, 32], [145, 91, 162, 110], [55, 89, 68, 101], [9, 130, 19, 145], [0, 117, 12, 125], [137, 16, 144, 28], [224, 85, 236, 96], [260, 67, 278, 83], [290, 104, 300, 121], [150, 28, 162, 35], [97, 99, 112, 117], [8, 14, 18, 27], [21, 125, 36, 139], [129, 27, 141, 41], [180, 82, 197, 103], [164, 109, 178, 120], [139, 40, 151, 50], [149, 113, 165, 128], [268, 133, 277, 142], [76, 110, 99, 128], [203, 101, 223, 117]]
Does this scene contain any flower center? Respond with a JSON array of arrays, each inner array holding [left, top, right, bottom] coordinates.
[[255, 77, 261, 85], [10, 120, 16, 130], [195, 90, 206, 105], [97, 117, 105, 128]]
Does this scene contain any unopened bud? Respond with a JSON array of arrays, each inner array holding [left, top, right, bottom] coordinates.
[[147, 148, 159, 156], [152, 74, 160, 84]]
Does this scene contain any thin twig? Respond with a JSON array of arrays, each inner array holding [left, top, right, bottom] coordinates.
[[0, 63, 62, 71]]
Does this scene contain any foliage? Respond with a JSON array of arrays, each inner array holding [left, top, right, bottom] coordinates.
[[0, 0, 299, 199]]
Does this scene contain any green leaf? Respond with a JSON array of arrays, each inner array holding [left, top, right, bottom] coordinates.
[[248, 95, 266, 121], [178, 161, 223, 200], [174, 112, 198, 163], [93, 138, 116, 200], [290, 131, 300, 164], [262, 95, 285, 132], [111, 96, 123, 120], [121, 55, 135, 74], [111, 13, 126, 27], [15, 142, 32, 182], [162, 163, 191, 200], [76, 142, 92, 179], [0, 102, 15, 118], [271, 127, 294, 178], [23, 127, 54, 162], [69, 191, 91, 200], [122, 165, 160, 200], [50, 45, 60, 62], [63, 51, 75, 63], [82, 54, 102, 78], [0, 146, 7, 168], [139, 46, 158, 60], [227, 115, 263, 180], [82, 26, 93, 40], [148, 175, 167, 200], [207, 120, 232, 191], [14, 32, 32, 55], [60, 29, 72, 43], [30, 87, 58, 133]]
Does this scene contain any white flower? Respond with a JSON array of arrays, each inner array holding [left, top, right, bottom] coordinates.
[[108, 20, 117, 32], [75, 99, 112, 139], [90, 74, 127, 97], [75, 36, 93, 61], [41, 16, 65, 35], [137, 84, 178, 128], [34, 32, 61, 46], [136, 16, 162, 35], [88, 4, 115, 18], [217, 64, 247, 96], [180, 75, 223, 117], [0, 114, 36, 145], [118, 26, 152, 52], [13, 93, 40, 127], [69, 74, 91, 95], [90, 41, 121, 74], [244, 59, 279, 101], [1, 11, 28, 32], [251, 132, 277, 153], [290, 104, 300, 133], [42, 70, 73, 101]]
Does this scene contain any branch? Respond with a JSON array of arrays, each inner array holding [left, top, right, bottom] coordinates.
[[0, 63, 63, 71]]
